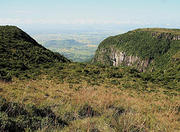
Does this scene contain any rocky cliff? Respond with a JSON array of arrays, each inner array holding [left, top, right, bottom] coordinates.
[[92, 28, 180, 71], [92, 47, 151, 72]]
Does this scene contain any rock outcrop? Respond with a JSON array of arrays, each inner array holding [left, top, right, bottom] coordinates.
[[92, 47, 151, 72], [152, 32, 180, 40]]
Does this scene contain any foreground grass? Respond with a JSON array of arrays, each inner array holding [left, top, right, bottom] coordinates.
[[0, 74, 179, 131], [1, 26, 179, 131]]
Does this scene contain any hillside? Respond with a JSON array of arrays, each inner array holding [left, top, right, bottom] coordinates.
[[0, 26, 179, 131], [92, 28, 180, 91], [92, 28, 180, 71], [0, 26, 69, 81]]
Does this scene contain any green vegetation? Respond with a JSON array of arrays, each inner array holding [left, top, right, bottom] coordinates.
[[96, 28, 180, 63], [0, 26, 69, 81], [93, 28, 180, 90], [135, 28, 180, 35], [0, 26, 179, 131], [0, 62, 179, 131], [0, 97, 67, 131]]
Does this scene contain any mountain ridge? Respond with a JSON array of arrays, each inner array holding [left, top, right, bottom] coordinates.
[[0, 25, 70, 81], [43, 39, 85, 48]]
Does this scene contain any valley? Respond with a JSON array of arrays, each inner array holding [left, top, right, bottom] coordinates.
[[33, 31, 120, 62], [0, 26, 179, 132], [43, 39, 97, 62]]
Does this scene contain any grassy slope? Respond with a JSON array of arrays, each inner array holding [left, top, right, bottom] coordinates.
[[0, 62, 179, 131], [0, 27, 179, 131]]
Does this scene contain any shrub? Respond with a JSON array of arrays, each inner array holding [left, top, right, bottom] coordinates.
[[78, 104, 100, 119], [0, 97, 67, 131]]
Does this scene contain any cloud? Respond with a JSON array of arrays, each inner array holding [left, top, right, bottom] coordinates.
[[0, 18, 148, 26]]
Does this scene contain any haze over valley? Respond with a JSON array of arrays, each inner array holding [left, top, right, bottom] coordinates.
[[32, 30, 120, 62]]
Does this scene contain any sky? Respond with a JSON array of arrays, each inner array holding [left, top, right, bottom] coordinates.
[[0, 0, 180, 33]]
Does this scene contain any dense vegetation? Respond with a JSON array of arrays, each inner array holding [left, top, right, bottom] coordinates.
[[0, 26, 69, 81], [95, 28, 180, 68], [0, 62, 179, 131], [0, 96, 67, 131], [0, 26, 179, 131], [93, 28, 180, 90]]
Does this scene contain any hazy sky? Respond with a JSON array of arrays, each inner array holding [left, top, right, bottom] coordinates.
[[0, 0, 180, 33]]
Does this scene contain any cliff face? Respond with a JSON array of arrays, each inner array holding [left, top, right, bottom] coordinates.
[[92, 47, 151, 72], [92, 28, 180, 71], [110, 50, 150, 72]]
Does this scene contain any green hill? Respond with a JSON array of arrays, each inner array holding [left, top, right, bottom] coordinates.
[[0, 26, 69, 81], [92, 28, 180, 70], [92, 28, 180, 90]]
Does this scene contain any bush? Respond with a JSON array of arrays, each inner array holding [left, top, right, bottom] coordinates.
[[0, 97, 67, 131], [0, 70, 12, 82]]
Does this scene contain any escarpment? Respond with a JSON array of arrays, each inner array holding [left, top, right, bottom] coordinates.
[[92, 47, 151, 72], [92, 28, 180, 72]]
